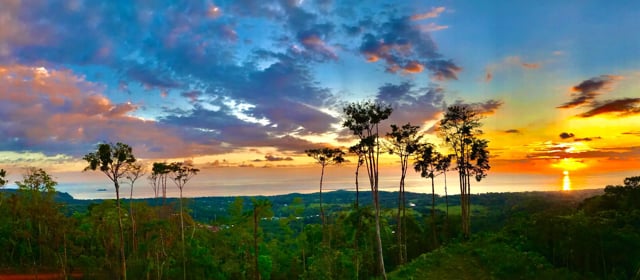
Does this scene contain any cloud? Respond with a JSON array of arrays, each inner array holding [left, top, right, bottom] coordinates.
[[417, 23, 449, 32], [452, 99, 503, 115], [0, 64, 228, 158], [375, 81, 445, 130], [411, 7, 446, 21], [264, 154, 294, 161], [358, 16, 461, 79], [574, 137, 601, 142], [559, 132, 575, 139], [504, 129, 521, 134], [577, 98, 640, 118], [484, 56, 541, 82], [557, 75, 620, 109], [622, 131, 640, 136]]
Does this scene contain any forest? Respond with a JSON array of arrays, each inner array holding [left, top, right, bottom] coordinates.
[[0, 102, 638, 279]]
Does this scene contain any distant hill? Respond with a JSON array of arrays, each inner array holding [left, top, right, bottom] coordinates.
[[2, 187, 604, 223]]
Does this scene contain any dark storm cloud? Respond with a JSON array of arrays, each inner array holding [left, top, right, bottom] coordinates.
[[558, 75, 619, 109], [357, 16, 460, 79], [578, 98, 640, 118], [559, 132, 575, 139]]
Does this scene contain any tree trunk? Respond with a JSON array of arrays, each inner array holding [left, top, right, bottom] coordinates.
[[130, 184, 137, 251], [253, 205, 260, 280], [355, 163, 360, 208], [319, 164, 326, 229], [430, 177, 438, 248], [115, 181, 127, 280], [180, 188, 186, 280], [373, 127, 387, 280]]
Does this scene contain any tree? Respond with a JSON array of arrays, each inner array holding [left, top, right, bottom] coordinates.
[[386, 123, 421, 264], [349, 143, 366, 208], [438, 106, 490, 238], [0, 169, 7, 187], [150, 162, 171, 203], [84, 142, 136, 280], [305, 147, 345, 229], [343, 100, 393, 279], [124, 162, 146, 250], [437, 154, 454, 219], [251, 198, 273, 280], [15, 167, 59, 276], [413, 143, 444, 247], [168, 160, 199, 280]]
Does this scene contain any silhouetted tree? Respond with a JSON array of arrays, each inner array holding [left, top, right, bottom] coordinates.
[[349, 143, 366, 208], [439, 106, 490, 238], [343, 100, 393, 280], [168, 160, 199, 280], [0, 169, 7, 187], [83, 142, 136, 280], [305, 148, 345, 228], [150, 162, 171, 203], [386, 123, 421, 264], [414, 143, 444, 247], [437, 154, 454, 219]]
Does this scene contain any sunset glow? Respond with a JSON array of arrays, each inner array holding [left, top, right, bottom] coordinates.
[[562, 170, 571, 191], [0, 1, 639, 197]]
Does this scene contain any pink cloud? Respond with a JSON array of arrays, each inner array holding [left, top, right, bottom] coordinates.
[[411, 7, 446, 21], [0, 64, 226, 158]]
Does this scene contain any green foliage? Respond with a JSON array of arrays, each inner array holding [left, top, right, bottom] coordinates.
[[0, 168, 7, 187]]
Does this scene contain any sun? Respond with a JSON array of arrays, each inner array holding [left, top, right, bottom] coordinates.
[[562, 170, 571, 191], [552, 158, 587, 171]]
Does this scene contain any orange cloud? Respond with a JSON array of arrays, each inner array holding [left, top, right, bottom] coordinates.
[[403, 61, 424, 73], [484, 56, 541, 82]]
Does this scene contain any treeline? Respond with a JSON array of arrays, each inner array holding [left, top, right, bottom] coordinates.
[[0, 166, 639, 279]]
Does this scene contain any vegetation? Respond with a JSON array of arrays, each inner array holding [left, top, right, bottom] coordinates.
[[0, 103, 636, 279], [343, 100, 393, 279]]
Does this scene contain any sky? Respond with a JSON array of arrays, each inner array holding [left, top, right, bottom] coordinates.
[[1, 0, 639, 198]]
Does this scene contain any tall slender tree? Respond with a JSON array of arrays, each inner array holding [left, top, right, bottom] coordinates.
[[437, 154, 453, 219], [124, 162, 146, 250], [168, 160, 199, 280], [83, 142, 136, 280], [251, 198, 273, 280], [305, 148, 345, 229], [349, 143, 366, 208], [343, 100, 393, 280], [386, 123, 421, 264], [439, 106, 490, 238], [413, 143, 444, 247], [151, 162, 171, 204]]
